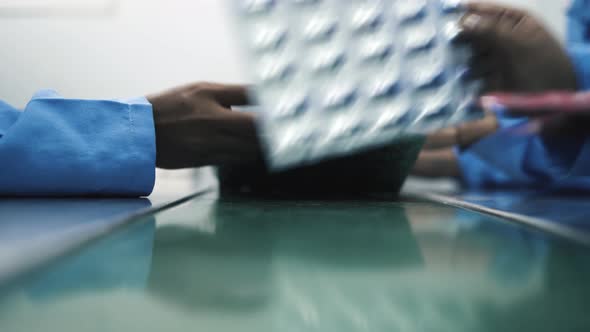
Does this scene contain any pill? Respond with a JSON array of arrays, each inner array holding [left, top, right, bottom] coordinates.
[[241, 0, 276, 14], [351, 6, 384, 33], [274, 93, 309, 118], [330, 121, 368, 140], [413, 65, 446, 89], [367, 75, 401, 100], [322, 85, 357, 110], [292, 0, 321, 5], [394, 0, 428, 23], [309, 49, 346, 73], [374, 101, 413, 128], [259, 59, 296, 83], [359, 39, 394, 62], [380, 111, 414, 129], [303, 16, 338, 43], [421, 100, 453, 121], [403, 27, 437, 52], [253, 26, 288, 51]]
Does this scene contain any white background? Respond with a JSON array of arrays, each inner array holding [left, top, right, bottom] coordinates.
[[0, 0, 573, 107]]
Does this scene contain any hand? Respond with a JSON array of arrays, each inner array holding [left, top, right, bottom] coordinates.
[[423, 113, 499, 150], [461, 2, 578, 93], [411, 148, 462, 178], [147, 82, 263, 169], [412, 114, 499, 178]]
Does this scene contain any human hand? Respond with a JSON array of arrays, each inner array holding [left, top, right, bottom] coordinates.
[[412, 114, 499, 178], [147, 82, 263, 169], [423, 114, 499, 150], [461, 2, 578, 93]]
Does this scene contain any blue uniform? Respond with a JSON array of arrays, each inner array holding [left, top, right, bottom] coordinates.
[[457, 0, 590, 190], [0, 90, 155, 196]]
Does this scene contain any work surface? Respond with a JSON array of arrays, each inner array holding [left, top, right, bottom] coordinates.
[[0, 174, 589, 332]]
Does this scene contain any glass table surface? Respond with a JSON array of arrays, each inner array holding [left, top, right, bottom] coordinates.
[[0, 195, 588, 332]]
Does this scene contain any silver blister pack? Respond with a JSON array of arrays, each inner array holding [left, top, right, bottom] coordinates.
[[229, 0, 482, 169]]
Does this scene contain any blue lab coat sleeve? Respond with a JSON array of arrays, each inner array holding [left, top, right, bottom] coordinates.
[[455, 0, 590, 190], [0, 90, 156, 196], [456, 125, 590, 190], [567, 0, 590, 90]]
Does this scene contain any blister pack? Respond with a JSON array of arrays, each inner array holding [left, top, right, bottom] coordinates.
[[229, 0, 482, 169]]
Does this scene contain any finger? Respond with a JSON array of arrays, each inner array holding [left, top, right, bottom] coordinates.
[[423, 128, 459, 150], [216, 105, 260, 136], [455, 114, 499, 148], [460, 13, 501, 43], [411, 148, 461, 178], [207, 83, 253, 108], [460, 11, 524, 46], [465, 2, 528, 19]]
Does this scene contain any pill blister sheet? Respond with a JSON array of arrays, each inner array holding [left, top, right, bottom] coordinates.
[[229, 0, 483, 170]]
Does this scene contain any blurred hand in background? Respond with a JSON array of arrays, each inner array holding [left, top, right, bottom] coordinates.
[[411, 113, 499, 178], [461, 1, 578, 94]]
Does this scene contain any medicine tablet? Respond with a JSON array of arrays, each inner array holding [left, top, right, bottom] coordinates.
[[258, 58, 295, 83], [274, 92, 309, 119], [309, 49, 346, 73], [351, 6, 384, 33], [394, 0, 428, 23], [292, 0, 320, 6], [241, 0, 275, 14], [359, 38, 394, 63], [413, 65, 446, 89], [252, 26, 288, 51], [402, 26, 437, 52], [303, 16, 338, 43], [322, 85, 357, 110], [367, 75, 401, 100]]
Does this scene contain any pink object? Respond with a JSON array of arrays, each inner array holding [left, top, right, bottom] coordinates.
[[481, 91, 590, 115]]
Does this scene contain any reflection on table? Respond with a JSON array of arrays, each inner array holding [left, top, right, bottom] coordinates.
[[0, 196, 589, 332]]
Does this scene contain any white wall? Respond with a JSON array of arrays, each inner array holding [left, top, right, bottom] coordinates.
[[0, 0, 248, 107], [0, 0, 574, 107]]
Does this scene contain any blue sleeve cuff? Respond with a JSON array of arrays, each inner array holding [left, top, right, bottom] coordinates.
[[454, 145, 512, 189], [0, 91, 156, 197], [567, 44, 590, 91], [123, 96, 157, 196]]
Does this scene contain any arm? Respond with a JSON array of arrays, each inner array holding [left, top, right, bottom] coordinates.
[[0, 90, 156, 196], [567, 0, 590, 90], [0, 83, 262, 197], [450, 3, 590, 189]]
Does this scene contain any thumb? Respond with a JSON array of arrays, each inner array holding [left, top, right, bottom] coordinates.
[[460, 5, 526, 48]]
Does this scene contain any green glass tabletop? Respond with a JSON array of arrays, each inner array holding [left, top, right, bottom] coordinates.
[[0, 196, 589, 332]]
